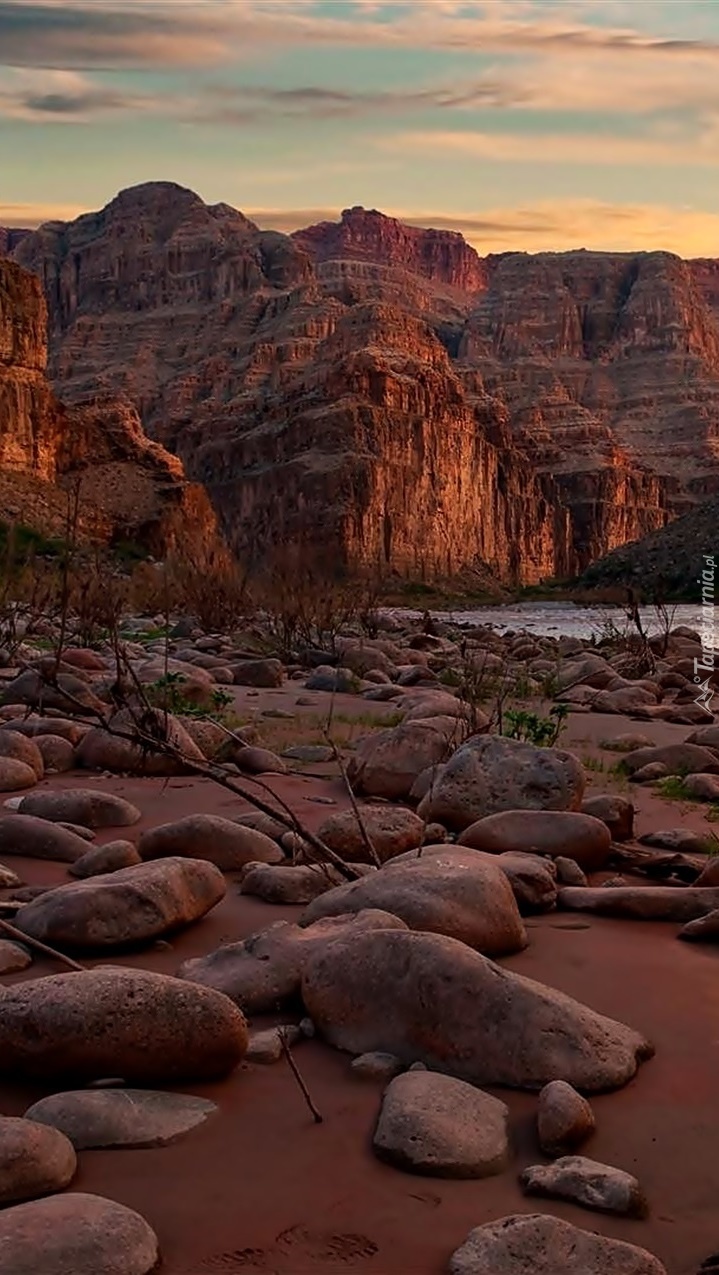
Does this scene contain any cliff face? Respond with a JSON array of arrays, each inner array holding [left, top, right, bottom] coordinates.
[[12, 185, 719, 582], [0, 256, 219, 553], [0, 229, 31, 257]]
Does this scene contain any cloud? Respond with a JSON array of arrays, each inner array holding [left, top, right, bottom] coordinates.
[[0, 199, 87, 226], [0, 69, 150, 120], [381, 124, 718, 168], [2, 1, 719, 71]]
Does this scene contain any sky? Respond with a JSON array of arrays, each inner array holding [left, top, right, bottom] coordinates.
[[1, 0, 718, 256]]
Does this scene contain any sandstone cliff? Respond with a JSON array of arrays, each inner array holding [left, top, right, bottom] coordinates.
[[12, 184, 719, 582], [0, 256, 219, 554], [0, 229, 31, 257]]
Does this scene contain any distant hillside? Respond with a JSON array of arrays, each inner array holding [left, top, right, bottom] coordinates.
[[580, 496, 719, 598]]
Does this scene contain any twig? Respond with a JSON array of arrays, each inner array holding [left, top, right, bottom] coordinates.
[[279, 1027, 323, 1124], [0, 916, 85, 972], [322, 728, 381, 868]]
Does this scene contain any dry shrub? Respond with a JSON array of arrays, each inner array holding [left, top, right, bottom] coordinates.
[[165, 546, 251, 634], [253, 546, 376, 657]]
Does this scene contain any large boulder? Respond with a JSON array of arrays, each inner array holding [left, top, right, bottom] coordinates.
[[0, 758, 37, 792], [347, 717, 460, 800], [0, 968, 247, 1083], [559, 885, 719, 923], [458, 809, 610, 871], [15, 789, 141, 829], [240, 863, 345, 905], [317, 806, 426, 864], [138, 814, 283, 870], [300, 852, 527, 956], [418, 735, 585, 831], [24, 1089, 217, 1150], [231, 658, 283, 688], [388, 844, 557, 914], [0, 669, 105, 716], [580, 794, 634, 842], [76, 708, 204, 776], [0, 814, 90, 862], [373, 1070, 509, 1178], [620, 743, 719, 777], [302, 928, 652, 1092], [0, 731, 44, 779], [448, 1214, 666, 1275], [14, 857, 226, 949], [0, 1117, 76, 1204], [68, 840, 141, 879], [180, 910, 407, 1014], [0, 1192, 159, 1275]]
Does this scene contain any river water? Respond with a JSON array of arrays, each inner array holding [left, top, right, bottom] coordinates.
[[388, 601, 717, 643]]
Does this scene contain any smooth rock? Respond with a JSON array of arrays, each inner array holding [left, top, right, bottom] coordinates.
[[76, 708, 205, 776], [683, 773, 719, 801], [139, 813, 283, 870], [0, 940, 31, 973], [0, 813, 91, 862], [16, 789, 141, 828], [0, 967, 247, 1082], [347, 717, 459, 800], [302, 928, 652, 1092], [373, 1070, 510, 1178], [68, 840, 141, 879], [34, 735, 74, 772], [351, 1052, 403, 1080], [233, 746, 287, 775], [555, 856, 588, 886], [520, 1155, 648, 1217], [458, 808, 610, 870], [448, 1213, 667, 1275], [245, 1025, 301, 1064], [240, 862, 343, 905], [0, 731, 43, 778], [0, 757, 37, 792], [0, 1192, 160, 1275], [559, 885, 719, 922], [0, 1117, 76, 1204], [580, 794, 635, 842], [538, 1080, 596, 1156], [300, 852, 527, 955], [15, 857, 226, 949], [621, 743, 719, 777], [24, 1089, 217, 1149], [678, 910, 719, 942]]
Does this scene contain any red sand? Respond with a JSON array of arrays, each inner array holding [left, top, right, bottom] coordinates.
[[1, 707, 718, 1274]]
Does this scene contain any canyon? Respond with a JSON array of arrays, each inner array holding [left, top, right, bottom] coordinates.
[[3, 184, 719, 582]]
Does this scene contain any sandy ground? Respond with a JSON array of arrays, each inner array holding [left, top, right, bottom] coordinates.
[[1, 700, 718, 1275]]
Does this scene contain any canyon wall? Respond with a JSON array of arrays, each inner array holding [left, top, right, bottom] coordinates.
[[0, 256, 219, 554], [10, 184, 719, 582]]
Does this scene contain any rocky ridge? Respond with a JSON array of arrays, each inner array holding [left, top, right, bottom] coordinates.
[[8, 184, 719, 581]]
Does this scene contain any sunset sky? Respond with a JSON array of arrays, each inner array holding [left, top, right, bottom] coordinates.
[[1, 0, 718, 255]]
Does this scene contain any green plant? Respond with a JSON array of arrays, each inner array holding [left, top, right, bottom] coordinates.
[[145, 673, 234, 720], [502, 703, 569, 747], [581, 754, 606, 774], [656, 776, 696, 802]]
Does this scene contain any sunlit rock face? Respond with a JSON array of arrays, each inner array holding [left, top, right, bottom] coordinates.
[[0, 254, 220, 553], [13, 185, 719, 582]]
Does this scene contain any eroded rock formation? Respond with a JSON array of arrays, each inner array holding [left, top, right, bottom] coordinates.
[[0, 256, 219, 552], [11, 184, 719, 581]]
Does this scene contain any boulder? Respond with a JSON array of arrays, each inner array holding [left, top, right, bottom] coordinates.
[[347, 717, 459, 800], [458, 808, 609, 870], [0, 814, 90, 862], [620, 743, 719, 777], [68, 840, 142, 878], [0, 1192, 159, 1275], [139, 813, 282, 870], [0, 757, 37, 792], [683, 773, 719, 801], [580, 794, 634, 842], [390, 844, 556, 915], [15, 789, 141, 829], [76, 708, 204, 776], [0, 669, 105, 716], [448, 1214, 666, 1275], [0, 940, 31, 973], [0, 1117, 76, 1204], [373, 1070, 509, 1178], [520, 1155, 647, 1217], [34, 735, 75, 772], [537, 1080, 596, 1156], [24, 1089, 217, 1150], [180, 910, 407, 1014], [317, 806, 426, 864], [2, 716, 87, 745], [351, 1052, 403, 1080], [0, 731, 43, 778], [0, 968, 247, 1083], [599, 734, 653, 753], [678, 911, 719, 942], [302, 928, 652, 1092], [240, 863, 344, 905], [555, 857, 589, 886], [15, 857, 226, 949], [418, 735, 585, 831], [559, 885, 719, 923], [231, 658, 283, 687], [685, 726, 719, 750], [300, 853, 527, 955], [233, 745, 287, 775]]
